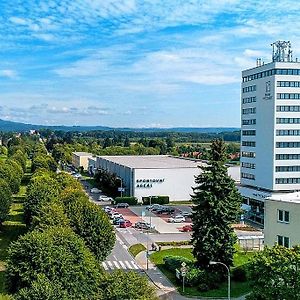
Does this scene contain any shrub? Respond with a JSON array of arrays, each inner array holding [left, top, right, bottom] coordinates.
[[7, 226, 103, 299], [232, 264, 248, 282], [185, 267, 204, 286], [157, 241, 191, 247], [0, 179, 12, 224], [114, 197, 138, 205], [142, 196, 169, 205], [163, 256, 193, 272]]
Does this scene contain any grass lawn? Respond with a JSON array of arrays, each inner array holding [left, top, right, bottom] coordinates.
[[129, 244, 146, 257], [150, 247, 253, 298], [0, 202, 27, 296]]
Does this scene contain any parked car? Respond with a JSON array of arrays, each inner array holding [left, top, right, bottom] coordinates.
[[90, 187, 101, 194], [115, 203, 129, 208], [113, 217, 125, 225], [156, 206, 175, 214], [151, 205, 164, 212], [168, 215, 186, 223], [179, 210, 192, 218], [98, 195, 114, 202], [146, 204, 161, 210], [73, 173, 82, 179], [110, 212, 123, 219], [119, 220, 132, 228], [181, 224, 193, 232], [134, 221, 155, 230], [105, 206, 115, 214]]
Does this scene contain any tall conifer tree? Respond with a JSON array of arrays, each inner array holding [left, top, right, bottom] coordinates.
[[191, 139, 242, 269]]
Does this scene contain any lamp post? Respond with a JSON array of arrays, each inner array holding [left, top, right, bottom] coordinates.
[[146, 195, 152, 270], [209, 261, 230, 300]]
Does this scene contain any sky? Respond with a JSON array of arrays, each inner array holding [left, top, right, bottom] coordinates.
[[1, 0, 300, 128]]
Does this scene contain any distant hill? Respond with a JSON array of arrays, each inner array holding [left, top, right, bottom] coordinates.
[[0, 119, 239, 133]]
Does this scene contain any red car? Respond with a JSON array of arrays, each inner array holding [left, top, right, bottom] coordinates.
[[181, 224, 193, 232], [119, 220, 132, 228]]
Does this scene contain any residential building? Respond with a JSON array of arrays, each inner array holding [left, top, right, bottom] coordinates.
[[240, 41, 300, 225], [264, 192, 300, 247], [72, 152, 93, 171]]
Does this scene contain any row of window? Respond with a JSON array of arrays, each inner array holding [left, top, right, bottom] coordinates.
[[241, 162, 256, 169], [276, 178, 300, 184], [241, 172, 255, 180], [242, 85, 256, 93], [278, 209, 290, 223], [276, 142, 300, 148], [242, 130, 256, 136], [242, 141, 256, 147], [276, 118, 300, 124], [242, 119, 256, 125], [242, 107, 256, 115], [277, 81, 300, 87], [242, 151, 256, 158], [277, 93, 300, 99], [277, 105, 300, 112], [243, 68, 300, 83], [276, 154, 300, 160], [276, 166, 300, 172], [276, 130, 300, 136], [242, 96, 256, 104]]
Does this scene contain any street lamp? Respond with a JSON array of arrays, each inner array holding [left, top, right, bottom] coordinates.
[[209, 261, 230, 300], [146, 195, 153, 270]]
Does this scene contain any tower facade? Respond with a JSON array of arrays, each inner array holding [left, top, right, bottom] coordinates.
[[240, 41, 300, 224]]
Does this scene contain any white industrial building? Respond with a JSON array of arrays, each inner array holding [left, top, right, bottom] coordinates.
[[92, 155, 240, 202], [72, 152, 94, 171], [240, 41, 300, 225]]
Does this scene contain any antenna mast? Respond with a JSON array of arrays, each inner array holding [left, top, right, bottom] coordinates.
[[271, 41, 293, 62]]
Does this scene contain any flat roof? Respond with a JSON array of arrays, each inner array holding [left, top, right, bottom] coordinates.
[[73, 152, 93, 156], [97, 155, 207, 169], [268, 191, 300, 203]]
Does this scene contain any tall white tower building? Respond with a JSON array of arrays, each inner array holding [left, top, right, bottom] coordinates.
[[240, 41, 300, 225]]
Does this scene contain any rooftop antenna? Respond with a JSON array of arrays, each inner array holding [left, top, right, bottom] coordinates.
[[271, 41, 293, 62]]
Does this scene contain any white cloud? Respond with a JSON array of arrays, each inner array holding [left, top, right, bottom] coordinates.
[[0, 69, 18, 79], [9, 16, 28, 25]]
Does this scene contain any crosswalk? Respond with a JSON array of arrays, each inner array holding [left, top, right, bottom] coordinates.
[[102, 260, 140, 271]]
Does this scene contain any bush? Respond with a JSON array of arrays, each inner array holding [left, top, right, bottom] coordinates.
[[114, 197, 138, 205], [185, 267, 204, 286], [142, 196, 169, 205], [163, 256, 193, 272], [0, 179, 12, 224], [157, 241, 191, 247], [232, 264, 248, 282], [7, 226, 103, 299]]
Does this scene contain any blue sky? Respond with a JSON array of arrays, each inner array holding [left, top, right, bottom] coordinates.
[[0, 0, 300, 127]]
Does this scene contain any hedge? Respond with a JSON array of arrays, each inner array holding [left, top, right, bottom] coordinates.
[[156, 241, 191, 247], [114, 197, 138, 205], [142, 196, 169, 205]]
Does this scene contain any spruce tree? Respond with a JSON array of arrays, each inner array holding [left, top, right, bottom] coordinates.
[[191, 139, 242, 269]]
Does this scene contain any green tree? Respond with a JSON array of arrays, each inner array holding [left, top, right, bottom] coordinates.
[[191, 139, 242, 269], [0, 178, 12, 225], [11, 149, 27, 172], [61, 188, 115, 261], [0, 161, 22, 193], [101, 270, 158, 300], [24, 174, 60, 225], [103, 137, 112, 148], [7, 226, 103, 299], [246, 245, 300, 300]]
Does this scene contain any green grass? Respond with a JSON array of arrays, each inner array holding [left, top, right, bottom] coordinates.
[[0, 202, 27, 296], [168, 201, 192, 205], [129, 244, 146, 257], [150, 247, 253, 298]]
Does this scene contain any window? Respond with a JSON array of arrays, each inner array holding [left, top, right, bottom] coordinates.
[[277, 235, 290, 248], [276, 142, 300, 148], [242, 119, 256, 125], [241, 162, 256, 169], [276, 166, 300, 172], [276, 154, 300, 160], [278, 210, 290, 223], [242, 130, 256, 136], [242, 141, 256, 147], [242, 85, 256, 93], [241, 172, 255, 180], [242, 107, 256, 115], [276, 130, 300, 136], [276, 118, 300, 124], [277, 81, 300, 87], [276, 106, 300, 112], [277, 93, 300, 99], [242, 96, 256, 104], [242, 151, 256, 158], [276, 178, 300, 184], [242, 69, 300, 83]]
